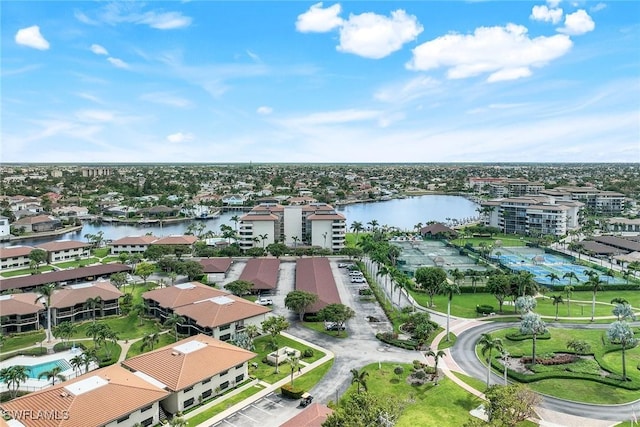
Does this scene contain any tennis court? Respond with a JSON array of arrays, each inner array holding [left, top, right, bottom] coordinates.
[[393, 239, 488, 277], [495, 247, 623, 286]]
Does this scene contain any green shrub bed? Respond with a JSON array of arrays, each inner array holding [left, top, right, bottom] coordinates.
[[281, 383, 305, 399], [505, 331, 551, 341]]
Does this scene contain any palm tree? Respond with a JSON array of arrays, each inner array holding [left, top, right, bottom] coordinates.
[[439, 279, 460, 342], [164, 313, 185, 342], [586, 273, 604, 321], [607, 321, 638, 381], [141, 332, 160, 351], [231, 215, 240, 234], [130, 301, 146, 326], [70, 354, 83, 376], [520, 313, 547, 366], [367, 219, 378, 233], [425, 350, 446, 385], [289, 356, 300, 387], [478, 333, 504, 387], [605, 269, 616, 284], [546, 273, 560, 286], [259, 233, 269, 249], [39, 366, 66, 385], [563, 285, 574, 316], [81, 349, 98, 374], [85, 296, 102, 322], [376, 264, 391, 303], [35, 283, 57, 342], [350, 368, 369, 393], [0, 365, 28, 398], [53, 321, 76, 347], [550, 295, 564, 320], [563, 271, 578, 286], [168, 417, 188, 427], [351, 221, 364, 244]]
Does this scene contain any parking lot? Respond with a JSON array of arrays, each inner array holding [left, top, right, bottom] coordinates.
[[209, 391, 303, 427]]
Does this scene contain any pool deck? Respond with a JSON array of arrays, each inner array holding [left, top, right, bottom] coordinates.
[[0, 348, 95, 393]]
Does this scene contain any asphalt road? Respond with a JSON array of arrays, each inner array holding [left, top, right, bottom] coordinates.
[[451, 320, 640, 422]]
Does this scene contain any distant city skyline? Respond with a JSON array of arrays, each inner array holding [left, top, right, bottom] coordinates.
[[2, 1, 639, 164]]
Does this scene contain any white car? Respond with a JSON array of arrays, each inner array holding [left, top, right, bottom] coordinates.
[[256, 297, 273, 306], [351, 277, 366, 283]]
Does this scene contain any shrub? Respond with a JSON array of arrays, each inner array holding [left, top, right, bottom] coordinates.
[[394, 366, 404, 376], [302, 348, 314, 358], [506, 331, 551, 341], [281, 383, 305, 399], [476, 304, 494, 315]]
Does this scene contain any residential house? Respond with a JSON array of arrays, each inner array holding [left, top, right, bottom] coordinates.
[[143, 282, 270, 341], [0, 364, 169, 427], [0, 293, 44, 334], [0, 216, 10, 238], [49, 281, 124, 326], [36, 240, 91, 263], [122, 334, 256, 415], [12, 215, 62, 233], [0, 246, 34, 270]]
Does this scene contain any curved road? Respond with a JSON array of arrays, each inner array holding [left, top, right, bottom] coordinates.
[[451, 320, 640, 422]]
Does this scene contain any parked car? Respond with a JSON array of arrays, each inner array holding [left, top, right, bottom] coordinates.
[[351, 277, 366, 283], [300, 392, 314, 407], [324, 322, 345, 331], [256, 297, 274, 306], [338, 263, 354, 268], [349, 271, 363, 277]]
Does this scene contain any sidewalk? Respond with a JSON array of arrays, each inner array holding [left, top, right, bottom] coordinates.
[[189, 333, 334, 427]]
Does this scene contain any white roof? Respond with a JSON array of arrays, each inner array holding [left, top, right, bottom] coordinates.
[[0, 295, 12, 301], [133, 370, 168, 389], [173, 340, 207, 354], [64, 376, 109, 396], [175, 283, 196, 290], [69, 283, 94, 289]]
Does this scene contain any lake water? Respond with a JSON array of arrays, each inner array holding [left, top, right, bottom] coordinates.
[[7, 195, 478, 246]]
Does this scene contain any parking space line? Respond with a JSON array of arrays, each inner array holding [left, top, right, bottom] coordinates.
[[250, 403, 272, 414], [264, 395, 285, 407], [237, 411, 259, 423]]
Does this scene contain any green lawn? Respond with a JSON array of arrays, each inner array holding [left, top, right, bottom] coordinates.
[[303, 321, 348, 338], [480, 327, 640, 404], [186, 384, 265, 427], [53, 258, 100, 269], [0, 331, 46, 353], [91, 248, 111, 258], [450, 235, 529, 247], [101, 256, 120, 264], [125, 333, 177, 358], [1, 266, 54, 277], [250, 335, 325, 384], [70, 315, 162, 341]]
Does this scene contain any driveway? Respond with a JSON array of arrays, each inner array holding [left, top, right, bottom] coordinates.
[[209, 391, 301, 427]]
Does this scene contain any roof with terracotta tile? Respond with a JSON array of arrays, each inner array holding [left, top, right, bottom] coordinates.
[[143, 282, 227, 308], [0, 246, 35, 259], [151, 235, 198, 245], [0, 292, 44, 316], [239, 213, 279, 221], [295, 257, 341, 313], [13, 215, 60, 225], [49, 281, 124, 308], [0, 264, 132, 292], [280, 403, 333, 427], [238, 258, 280, 290], [110, 235, 158, 245], [122, 334, 256, 391], [0, 364, 169, 427], [36, 241, 89, 252], [306, 213, 346, 221], [199, 258, 233, 273], [173, 293, 270, 329]]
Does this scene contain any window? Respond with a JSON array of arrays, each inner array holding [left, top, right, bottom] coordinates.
[[202, 389, 212, 399], [184, 386, 194, 392], [141, 417, 153, 427], [117, 415, 130, 424], [220, 323, 231, 331], [235, 374, 244, 383], [220, 381, 229, 390], [141, 404, 153, 413], [184, 397, 195, 408], [235, 364, 243, 370], [220, 370, 228, 376], [220, 333, 231, 341], [202, 378, 211, 385]]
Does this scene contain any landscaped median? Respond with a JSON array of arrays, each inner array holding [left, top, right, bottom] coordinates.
[[185, 332, 335, 427]]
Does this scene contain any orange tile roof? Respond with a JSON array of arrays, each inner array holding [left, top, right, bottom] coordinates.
[[122, 334, 256, 391], [110, 235, 158, 245], [306, 213, 346, 221], [174, 294, 270, 329], [295, 257, 341, 313], [199, 258, 233, 273], [0, 246, 35, 259], [143, 282, 227, 309], [0, 364, 169, 427], [151, 235, 198, 245], [36, 241, 89, 252], [239, 213, 279, 221], [238, 258, 280, 290], [50, 282, 123, 308], [280, 403, 333, 427], [0, 292, 44, 316]]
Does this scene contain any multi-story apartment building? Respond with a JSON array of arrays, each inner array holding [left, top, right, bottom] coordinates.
[[238, 203, 346, 252], [480, 196, 582, 236], [540, 186, 625, 215], [468, 177, 544, 197]]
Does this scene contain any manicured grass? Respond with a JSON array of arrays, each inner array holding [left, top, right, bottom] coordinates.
[[479, 327, 640, 404], [291, 359, 334, 391], [451, 371, 489, 393], [451, 236, 529, 247], [1, 266, 54, 277], [303, 321, 348, 338], [250, 335, 325, 384], [92, 248, 111, 258], [70, 315, 162, 341], [53, 258, 100, 269], [186, 384, 265, 427], [338, 363, 483, 427], [437, 333, 457, 350], [101, 256, 120, 264], [1, 331, 46, 353], [125, 333, 177, 358]]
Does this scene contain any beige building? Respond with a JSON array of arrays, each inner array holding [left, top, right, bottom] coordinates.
[[110, 235, 158, 255], [0, 292, 44, 334], [49, 281, 124, 326], [36, 241, 90, 263], [0, 246, 34, 270]]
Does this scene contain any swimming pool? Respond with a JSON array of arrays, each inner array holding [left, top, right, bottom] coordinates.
[[0, 359, 72, 381]]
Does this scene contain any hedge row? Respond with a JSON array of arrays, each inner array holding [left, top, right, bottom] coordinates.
[[505, 331, 552, 341], [281, 383, 305, 399], [376, 333, 420, 350]]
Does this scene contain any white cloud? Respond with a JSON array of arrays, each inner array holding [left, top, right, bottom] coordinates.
[[75, 93, 105, 104], [547, 0, 562, 8], [138, 11, 192, 30], [337, 10, 423, 59], [530, 5, 563, 24], [374, 75, 442, 104], [140, 92, 192, 108], [296, 2, 343, 33], [557, 10, 595, 35], [282, 109, 382, 127], [407, 24, 573, 83], [166, 132, 194, 143], [75, 109, 115, 122], [15, 26, 50, 50], [590, 3, 607, 13], [257, 106, 273, 115], [107, 57, 129, 69], [90, 44, 109, 55]]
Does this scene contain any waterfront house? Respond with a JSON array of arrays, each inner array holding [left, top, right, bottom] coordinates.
[[122, 334, 256, 415], [12, 215, 62, 233]]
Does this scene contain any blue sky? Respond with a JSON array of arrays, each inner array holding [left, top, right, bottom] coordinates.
[[2, 1, 639, 163]]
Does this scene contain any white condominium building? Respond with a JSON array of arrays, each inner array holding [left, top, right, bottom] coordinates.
[[238, 203, 346, 252]]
